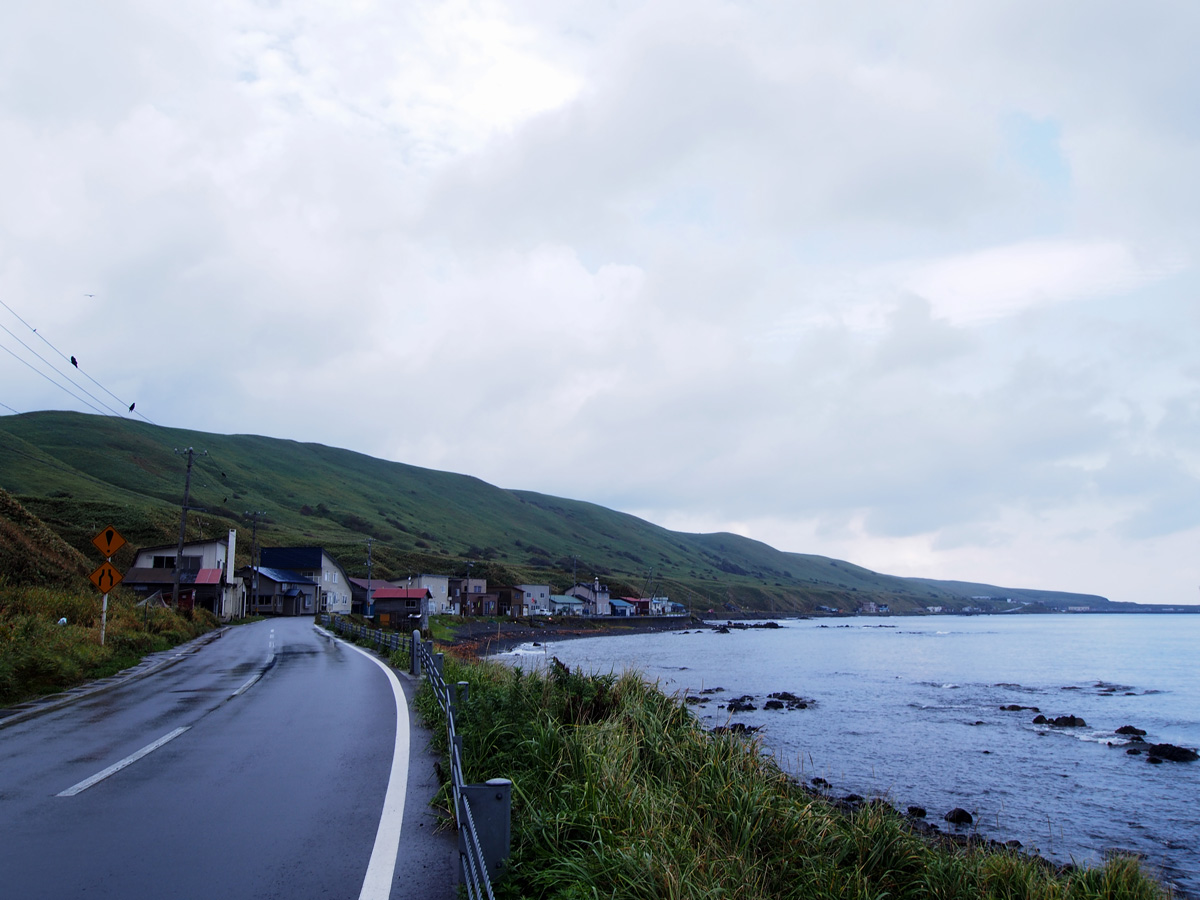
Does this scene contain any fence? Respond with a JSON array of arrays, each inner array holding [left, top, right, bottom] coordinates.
[[320, 615, 509, 900]]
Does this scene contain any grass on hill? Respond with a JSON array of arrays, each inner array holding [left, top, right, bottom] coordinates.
[[417, 653, 1167, 900], [0, 410, 1115, 614]]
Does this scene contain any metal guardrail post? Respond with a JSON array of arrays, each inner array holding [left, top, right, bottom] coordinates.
[[460, 779, 512, 883]]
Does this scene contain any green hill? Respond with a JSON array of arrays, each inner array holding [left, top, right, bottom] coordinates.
[[0, 411, 1112, 614]]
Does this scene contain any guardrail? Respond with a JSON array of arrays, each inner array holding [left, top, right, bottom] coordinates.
[[320, 615, 509, 899]]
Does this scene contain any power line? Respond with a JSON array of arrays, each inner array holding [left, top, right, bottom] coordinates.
[[0, 296, 156, 425], [0, 320, 125, 417], [0, 337, 112, 417], [0, 400, 19, 414]]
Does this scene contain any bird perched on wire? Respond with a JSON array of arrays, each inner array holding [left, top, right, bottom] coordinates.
[[129, 402, 135, 412], [71, 356, 78, 367]]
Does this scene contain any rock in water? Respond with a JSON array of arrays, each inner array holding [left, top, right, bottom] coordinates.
[[1115, 725, 1147, 736], [944, 808, 973, 825], [1145, 743, 1199, 762]]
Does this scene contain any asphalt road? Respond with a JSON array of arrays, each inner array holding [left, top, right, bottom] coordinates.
[[0, 618, 456, 899]]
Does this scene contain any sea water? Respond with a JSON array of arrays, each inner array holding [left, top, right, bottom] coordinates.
[[500, 614, 1200, 895]]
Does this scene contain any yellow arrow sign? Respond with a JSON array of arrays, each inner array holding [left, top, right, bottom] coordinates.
[[89, 561, 124, 593], [92, 525, 127, 558]]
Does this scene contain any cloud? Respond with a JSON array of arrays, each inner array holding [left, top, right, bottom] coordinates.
[[2, 1, 1199, 605]]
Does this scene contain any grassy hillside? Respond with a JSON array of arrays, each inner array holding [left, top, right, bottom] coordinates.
[[0, 411, 1112, 614], [0, 487, 216, 705]]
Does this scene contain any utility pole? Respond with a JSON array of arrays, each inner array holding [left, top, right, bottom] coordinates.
[[171, 447, 205, 608], [245, 510, 264, 618], [364, 538, 374, 619]]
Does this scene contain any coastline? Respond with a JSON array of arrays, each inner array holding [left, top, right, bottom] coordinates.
[[449, 614, 702, 657]]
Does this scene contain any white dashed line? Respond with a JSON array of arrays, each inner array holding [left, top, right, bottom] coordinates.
[[57, 727, 191, 797], [231, 629, 277, 698]]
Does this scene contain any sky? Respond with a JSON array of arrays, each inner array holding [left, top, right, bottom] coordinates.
[[1, 1, 1198, 606]]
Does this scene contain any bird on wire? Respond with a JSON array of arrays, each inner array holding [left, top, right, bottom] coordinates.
[[71, 356, 78, 367]]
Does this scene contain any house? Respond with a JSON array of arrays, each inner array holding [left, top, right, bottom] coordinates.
[[460, 589, 500, 616], [404, 574, 451, 614], [493, 585, 532, 617], [608, 598, 635, 617], [239, 566, 318, 616], [516, 584, 551, 616], [371, 587, 433, 628], [349, 578, 394, 616], [260, 547, 352, 614], [549, 595, 584, 616], [565, 578, 610, 615], [122, 531, 243, 620], [448, 576, 488, 615]]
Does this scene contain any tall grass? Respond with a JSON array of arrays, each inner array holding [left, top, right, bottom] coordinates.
[[417, 654, 1168, 900], [0, 584, 216, 706]]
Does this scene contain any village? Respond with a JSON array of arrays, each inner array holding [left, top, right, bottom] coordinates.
[[117, 529, 685, 626]]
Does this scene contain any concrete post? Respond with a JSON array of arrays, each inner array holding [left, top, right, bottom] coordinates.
[[411, 630, 422, 676]]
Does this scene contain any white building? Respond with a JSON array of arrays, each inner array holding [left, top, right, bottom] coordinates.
[[517, 584, 552, 615], [400, 574, 451, 615], [566, 578, 610, 616]]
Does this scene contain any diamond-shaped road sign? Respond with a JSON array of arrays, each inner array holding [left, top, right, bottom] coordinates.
[[92, 525, 127, 558], [89, 561, 124, 593]]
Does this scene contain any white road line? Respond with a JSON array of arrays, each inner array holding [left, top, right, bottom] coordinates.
[[231, 631, 278, 698], [56, 726, 191, 797], [330, 632, 411, 900]]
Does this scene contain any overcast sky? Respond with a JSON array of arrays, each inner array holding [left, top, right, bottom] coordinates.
[[2, 2, 1198, 605]]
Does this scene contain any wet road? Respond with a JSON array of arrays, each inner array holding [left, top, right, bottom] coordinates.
[[0, 618, 441, 899]]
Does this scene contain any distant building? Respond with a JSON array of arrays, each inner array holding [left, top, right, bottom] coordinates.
[[239, 565, 317, 616], [516, 584, 551, 615], [348, 578, 393, 616], [549, 595, 585, 616], [406, 574, 451, 615], [261, 547, 351, 614], [448, 576, 488, 615], [371, 587, 432, 627], [566, 578, 610, 615]]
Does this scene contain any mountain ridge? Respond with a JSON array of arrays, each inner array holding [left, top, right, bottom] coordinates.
[[0, 410, 1120, 614]]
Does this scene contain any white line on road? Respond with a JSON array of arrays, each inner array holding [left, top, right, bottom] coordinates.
[[320, 627, 411, 900], [56, 726, 191, 797], [231, 630, 278, 698]]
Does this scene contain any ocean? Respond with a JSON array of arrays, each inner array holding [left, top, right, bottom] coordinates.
[[499, 614, 1200, 895]]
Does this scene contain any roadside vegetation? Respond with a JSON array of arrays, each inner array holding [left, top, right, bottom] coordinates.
[[0, 583, 216, 707], [417, 652, 1167, 900]]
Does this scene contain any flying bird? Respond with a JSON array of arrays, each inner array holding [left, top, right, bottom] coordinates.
[[71, 356, 78, 367], [84, 293, 95, 298], [128, 402, 135, 412]]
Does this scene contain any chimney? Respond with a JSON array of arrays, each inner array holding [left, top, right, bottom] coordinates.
[[226, 529, 237, 581]]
